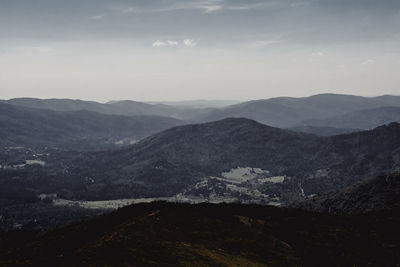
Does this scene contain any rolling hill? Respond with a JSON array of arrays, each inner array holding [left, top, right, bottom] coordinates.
[[303, 106, 400, 129], [5, 94, 400, 127], [0, 102, 183, 151], [1, 202, 399, 266], [5, 118, 398, 204], [197, 94, 400, 127], [289, 126, 360, 136], [296, 173, 400, 214], [3, 98, 213, 121]]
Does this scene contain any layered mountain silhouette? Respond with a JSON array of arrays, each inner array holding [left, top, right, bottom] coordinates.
[[2, 94, 400, 208], [3, 98, 213, 121], [4, 94, 400, 129], [6, 118, 397, 203], [0, 102, 183, 150], [289, 126, 360, 136], [60, 118, 321, 199], [2, 95, 400, 266], [303, 106, 400, 129], [197, 94, 400, 128]]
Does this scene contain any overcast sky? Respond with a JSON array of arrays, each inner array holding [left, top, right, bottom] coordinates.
[[1, 0, 400, 101]]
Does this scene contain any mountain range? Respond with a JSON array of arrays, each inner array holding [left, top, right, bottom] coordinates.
[[3, 94, 400, 132], [1, 94, 400, 211], [2, 92, 400, 206], [71, 119, 400, 202], [0, 102, 183, 151], [2, 118, 399, 205], [2, 98, 212, 121], [303, 106, 400, 129], [2, 94, 400, 265], [197, 94, 400, 128], [288, 126, 361, 136]]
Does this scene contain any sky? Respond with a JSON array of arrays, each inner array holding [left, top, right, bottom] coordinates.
[[1, 0, 400, 102]]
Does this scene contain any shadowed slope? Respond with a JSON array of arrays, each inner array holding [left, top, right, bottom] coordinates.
[[1, 202, 399, 266], [296, 173, 400, 214]]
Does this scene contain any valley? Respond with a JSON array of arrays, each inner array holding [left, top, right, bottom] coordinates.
[[3, 1, 400, 264], [1, 94, 400, 265]]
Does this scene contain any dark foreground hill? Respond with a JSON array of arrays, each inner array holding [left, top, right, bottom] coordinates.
[[296, 173, 400, 214], [0, 102, 183, 150], [1, 202, 399, 266]]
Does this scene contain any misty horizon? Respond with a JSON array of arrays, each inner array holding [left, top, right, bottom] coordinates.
[[2, 92, 400, 104], [1, 0, 400, 101], [1, 1, 400, 265]]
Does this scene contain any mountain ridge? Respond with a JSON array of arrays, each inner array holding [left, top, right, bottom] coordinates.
[[303, 106, 400, 129], [295, 173, 400, 214], [197, 94, 400, 127], [23, 118, 399, 203], [0, 102, 183, 151], [5, 94, 400, 127], [2, 97, 213, 121]]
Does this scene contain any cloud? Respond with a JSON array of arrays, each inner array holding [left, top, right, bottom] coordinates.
[[152, 39, 197, 48], [167, 0, 223, 13], [152, 40, 167, 47], [167, 40, 179, 46], [109, 0, 223, 14], [89, 14, 105, 20], [228, 1, 298, 11], [248, 40, 281, 48], [122, 7, 136, 13], [201, 5, 222, 13], [290, 2, 310, 8], [108, 0, 310, 15], [183, 39, 196, 46], [361, 59, 375, 65], [229, 3, 273, 10], [107, 6, 136, 14]]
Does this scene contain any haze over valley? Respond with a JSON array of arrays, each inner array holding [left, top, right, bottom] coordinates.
[[1, 93, 400, 211], [1, 0, 400, 265]]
